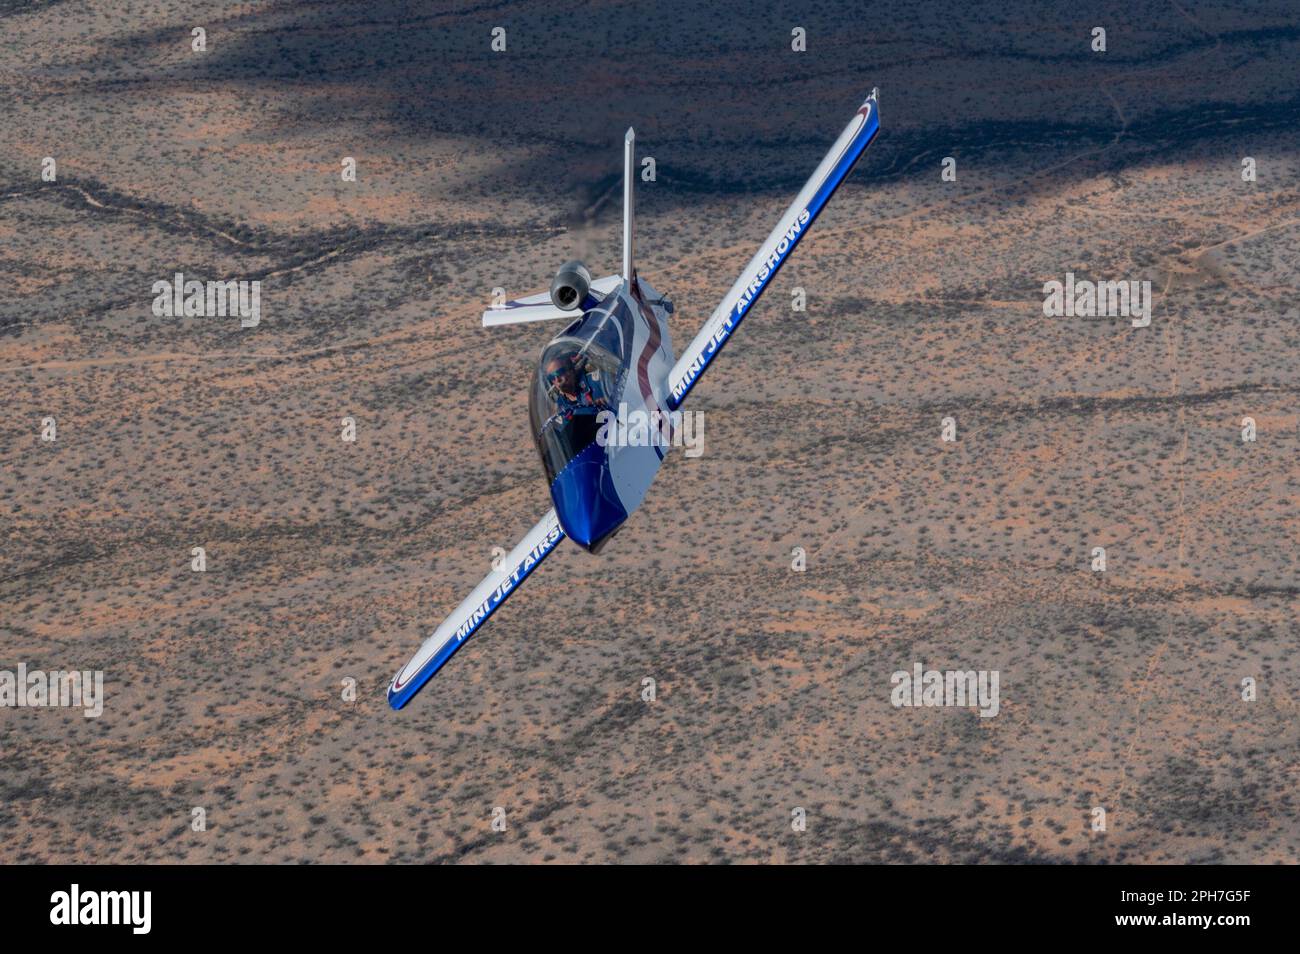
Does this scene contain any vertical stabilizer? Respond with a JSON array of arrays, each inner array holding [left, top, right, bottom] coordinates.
[[623, 127, 635, 281]]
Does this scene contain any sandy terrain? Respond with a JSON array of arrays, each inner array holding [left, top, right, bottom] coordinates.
[[1, 0, 1297, 863]]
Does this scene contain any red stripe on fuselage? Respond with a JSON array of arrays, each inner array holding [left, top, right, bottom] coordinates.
[[632, 280, 671, 447], [633, 281, 661, 405]]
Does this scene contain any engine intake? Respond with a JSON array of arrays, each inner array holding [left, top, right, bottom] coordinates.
[[549, 261, 592, 311]]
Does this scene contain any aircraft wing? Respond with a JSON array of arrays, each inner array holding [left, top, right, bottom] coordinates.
[[387, 509, 565, 709], [667, 90, 881, 408], [482, 274, 623, 326]]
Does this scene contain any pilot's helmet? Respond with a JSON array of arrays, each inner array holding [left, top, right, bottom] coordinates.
[[544, 352, 580, 390]]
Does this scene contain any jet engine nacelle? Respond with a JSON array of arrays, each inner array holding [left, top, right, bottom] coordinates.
[[549, 261, 592, 311]]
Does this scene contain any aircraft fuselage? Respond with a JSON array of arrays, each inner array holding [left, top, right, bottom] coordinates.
[[528, 277, 674, 552]]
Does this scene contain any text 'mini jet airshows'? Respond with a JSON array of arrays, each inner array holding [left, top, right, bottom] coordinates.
[[388, 91, 882, 709]]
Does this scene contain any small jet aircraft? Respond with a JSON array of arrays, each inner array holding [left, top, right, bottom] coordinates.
[[389, 91, 881, 708]]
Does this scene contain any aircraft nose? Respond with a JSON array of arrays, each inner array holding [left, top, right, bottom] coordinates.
[[549, 442, 628, 552]]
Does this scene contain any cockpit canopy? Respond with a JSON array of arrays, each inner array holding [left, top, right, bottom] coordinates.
[[530, 334, 624, 485]]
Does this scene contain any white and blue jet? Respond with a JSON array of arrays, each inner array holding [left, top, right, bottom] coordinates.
[[389, 91, 881, 708]]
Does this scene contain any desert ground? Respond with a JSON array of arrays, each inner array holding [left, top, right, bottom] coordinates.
[[1, 0, 1297, 863]]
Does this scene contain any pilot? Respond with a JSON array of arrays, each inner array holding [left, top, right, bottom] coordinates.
[[545, 353, 609, 419]]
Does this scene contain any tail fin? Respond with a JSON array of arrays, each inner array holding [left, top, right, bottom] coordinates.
[[623, 127, 635, 281]]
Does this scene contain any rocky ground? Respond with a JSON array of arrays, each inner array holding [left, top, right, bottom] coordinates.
[[1, 0, 1297, 863]]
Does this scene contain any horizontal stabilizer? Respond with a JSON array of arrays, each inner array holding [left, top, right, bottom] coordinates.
[[482, 275, 622, 326]]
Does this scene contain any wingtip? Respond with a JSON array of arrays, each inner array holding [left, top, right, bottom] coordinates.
[[868, 87, 879, 102], [625, 126, 635, 142], [386, 679, 409, 710]]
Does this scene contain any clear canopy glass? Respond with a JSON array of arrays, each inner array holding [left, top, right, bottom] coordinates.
[[530, 332, 624, 485]]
